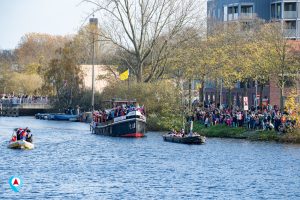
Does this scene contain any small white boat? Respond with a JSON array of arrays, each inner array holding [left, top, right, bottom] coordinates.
[[8, 140, 34, 150]]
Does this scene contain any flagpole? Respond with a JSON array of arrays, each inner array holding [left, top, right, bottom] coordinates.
[[127, 68, 130, 91], [90, 17, 98, 112]]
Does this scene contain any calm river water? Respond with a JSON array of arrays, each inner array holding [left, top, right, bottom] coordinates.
[[0, 117, 300, 199]]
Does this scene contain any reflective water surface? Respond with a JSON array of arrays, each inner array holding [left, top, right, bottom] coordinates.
[[0, 117, 300, 199]]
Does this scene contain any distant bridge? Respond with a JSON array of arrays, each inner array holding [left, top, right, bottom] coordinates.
[[0, 99, 52, 116]]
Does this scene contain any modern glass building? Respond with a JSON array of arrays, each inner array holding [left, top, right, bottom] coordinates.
[[207, 0, 300, 39]]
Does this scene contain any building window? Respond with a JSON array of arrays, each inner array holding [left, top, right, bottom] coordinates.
[[241, 5, 253, 14], [276, 3, 282, 19], [234, 6, 238, 14], [284, 2, 297, 19], [235, 81, 241, 89], [228, 6, 238, 21], [285, 20, 296, 29], [228, 7, 233, 14], [284, 2, 296, 12], [285, 77, 296, 87], [284, 20, 297, 37], [241, 5, 253, 19], [271, 4, 276, 19]]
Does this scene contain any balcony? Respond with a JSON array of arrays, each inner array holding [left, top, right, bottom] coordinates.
[[228, 13, 238, 21], [284, 29, 297, 38], [233, 13, 238, 20], [284, 11, 297, 19], [240, 13, 254, 19]]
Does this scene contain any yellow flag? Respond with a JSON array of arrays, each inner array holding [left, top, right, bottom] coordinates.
[[119, 69, 129, 80], [196, 83, 202, 90]]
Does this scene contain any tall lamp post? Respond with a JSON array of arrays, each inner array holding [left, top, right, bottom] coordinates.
[[220, 78, 223, 110], [255, 79, 258, 111], [89, 17, 98, 112], [297, 71, 300, 103]]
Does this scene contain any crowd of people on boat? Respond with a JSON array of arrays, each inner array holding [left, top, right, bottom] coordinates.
[[0, 94, 48, 105], [194, 104, 297, 133], [168, 129, 186, 137], [11, 127, 33, 143], [92, 103, 145, 123]]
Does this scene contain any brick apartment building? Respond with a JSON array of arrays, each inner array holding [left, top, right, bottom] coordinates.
[[204, 0, 300, 109]]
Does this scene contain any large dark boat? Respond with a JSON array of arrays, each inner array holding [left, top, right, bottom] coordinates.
[[92, 99, 146, 137]]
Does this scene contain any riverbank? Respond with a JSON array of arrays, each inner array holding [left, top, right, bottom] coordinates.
[[193, 122, 300, 144]]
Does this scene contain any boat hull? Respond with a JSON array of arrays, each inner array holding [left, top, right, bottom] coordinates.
[[54, 114, 78, 121], [163, 135, 206, 144], [8, 140, 34, 149], [94, 118, 146, 137]]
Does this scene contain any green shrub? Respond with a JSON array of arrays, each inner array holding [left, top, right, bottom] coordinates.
[[280, 129, 300, 143], [247, 130, 279, 141], [101, 80, 182, 131]]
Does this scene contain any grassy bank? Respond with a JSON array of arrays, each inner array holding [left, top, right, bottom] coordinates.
[[193, 123, 247, 139], [193, 122, 300, 143]]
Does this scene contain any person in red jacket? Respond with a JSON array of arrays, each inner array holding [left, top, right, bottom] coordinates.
[[20, 128, 29, 140], [11, 135, 17, 142]]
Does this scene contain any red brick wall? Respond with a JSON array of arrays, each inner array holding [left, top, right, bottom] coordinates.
[[269, 79, 281, 107]]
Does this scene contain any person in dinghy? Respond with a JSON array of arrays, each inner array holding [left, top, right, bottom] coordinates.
[[12, 127, 33, 143], [8, 127, 34, 150]]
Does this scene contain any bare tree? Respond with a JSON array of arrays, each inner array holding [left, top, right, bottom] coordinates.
[[83, 0, 205, 82]]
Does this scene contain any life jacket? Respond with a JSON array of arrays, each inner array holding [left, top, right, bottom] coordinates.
[[21, 130, 27, 139], [11, 136, 17, 142], [281, 116, 286, 123]]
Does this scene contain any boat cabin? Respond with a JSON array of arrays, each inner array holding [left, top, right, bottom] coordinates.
[[94, 98, 146, 125]]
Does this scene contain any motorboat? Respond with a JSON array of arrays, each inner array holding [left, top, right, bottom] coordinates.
[[163, 132, 206, 144]]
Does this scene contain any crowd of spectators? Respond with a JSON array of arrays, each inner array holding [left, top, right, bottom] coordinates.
[[0, 94, 49, 105], [194, 103, 296, 133]]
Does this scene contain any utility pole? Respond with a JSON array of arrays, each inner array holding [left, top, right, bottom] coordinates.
[[220, 78, 223, 110], [297, 71, 300, 103], [89, 17, 98, 112], [188, 78, 192, 112], [255, 79, 258, 111]]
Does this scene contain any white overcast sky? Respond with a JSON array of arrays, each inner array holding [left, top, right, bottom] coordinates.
[[0, 0, 207, 49]]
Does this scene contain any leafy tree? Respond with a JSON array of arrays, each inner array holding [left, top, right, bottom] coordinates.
[[0, 50, 15, 94], [242, 29, 273, 106], [16, 33, 70, 74], [261, 22, 299, 111], [6, 72, 42, 95], [43, 42, 84, 109], [285, 90, 300, 128], [206, 23, 246, 108]]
